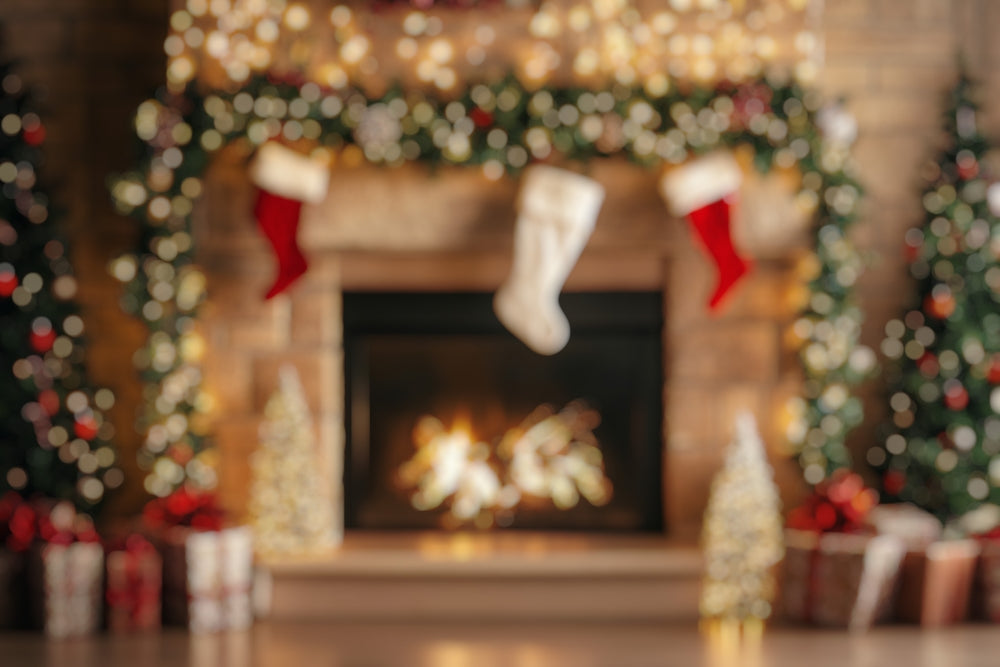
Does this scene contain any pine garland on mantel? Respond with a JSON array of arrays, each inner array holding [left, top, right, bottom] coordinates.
[[110, 72, 871, 497]]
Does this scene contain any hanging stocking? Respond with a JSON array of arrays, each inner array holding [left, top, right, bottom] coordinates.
[[249, 142, 330, 299], [494, 166, 605, 355], [659, 152, 749, 311], [733, 167, 814, 259]]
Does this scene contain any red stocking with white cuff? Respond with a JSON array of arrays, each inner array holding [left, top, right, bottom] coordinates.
[[659, 152, 749, 311], [249, 142, 330, 300]]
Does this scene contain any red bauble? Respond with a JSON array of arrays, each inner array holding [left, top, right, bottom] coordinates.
[[918, 352, 940, 378], [924, 292, 955, 319], [470, 108, 494, 129], [23, 123, 46, 146], [0, 272, 16, 297], [74, 415, 99, 441], [987, 355, 1000, 384], [38, 389, 60, 416], [957, 161, 979, 180], [165, 488, 198, 518], [30, 329, 56, 353], [944, 384, 970, 411], [814, 502, 838, 530], [883, 470, 906, 495]]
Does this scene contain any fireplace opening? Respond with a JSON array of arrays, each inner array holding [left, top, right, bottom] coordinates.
[[343, 292, 664, 532]]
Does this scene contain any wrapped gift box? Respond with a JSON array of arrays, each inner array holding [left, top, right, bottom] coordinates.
[[866, 503, 942, 549], [777, 528, 818, 622], [896, 540, 979, 627], [161, 525, 254, 633], [779, 529, 904, 631], [105, 536, 162, 632], [977, 539, 1000, 622], [27, 541, 104, 637]]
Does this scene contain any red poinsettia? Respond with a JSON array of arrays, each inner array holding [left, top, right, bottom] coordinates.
[[0, 492, 36, 552], [0, 493, 101, 551], [787, 470, 879, 533], [142, 487, 224, 532]]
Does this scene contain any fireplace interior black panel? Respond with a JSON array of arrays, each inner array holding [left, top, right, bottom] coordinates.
[[344, 291, 663, 532]]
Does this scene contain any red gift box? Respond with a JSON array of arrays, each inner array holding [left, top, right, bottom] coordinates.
[[976, 539, 1000, 622], [896, 540, 980, 627], [105, 534, 162, 632], [779, 529, 904, 631]]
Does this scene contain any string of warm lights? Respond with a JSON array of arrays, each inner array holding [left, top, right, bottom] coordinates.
[[163, 0, 822, 94], [111, 0, 867, 497]]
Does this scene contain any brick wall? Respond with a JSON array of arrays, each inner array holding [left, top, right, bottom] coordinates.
[[0, 0, 996, 522]]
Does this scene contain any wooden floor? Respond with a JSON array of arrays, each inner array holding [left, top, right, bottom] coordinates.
[[3, 622, 1000, 666]]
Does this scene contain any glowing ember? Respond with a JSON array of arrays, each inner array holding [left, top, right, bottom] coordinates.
[[397, 401, 612, 527]]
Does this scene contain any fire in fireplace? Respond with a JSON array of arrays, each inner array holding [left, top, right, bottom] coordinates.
[[343, 291, 663, 532]]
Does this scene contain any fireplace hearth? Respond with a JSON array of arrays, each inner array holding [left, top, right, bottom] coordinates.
[[343, 291, 664, 533]]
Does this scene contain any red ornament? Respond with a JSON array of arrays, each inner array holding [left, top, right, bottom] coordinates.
[[786, 469, 878, 534], [918, 352, 940, 378], [39, 390, 60, 416], [165, 487, 198, 518], [23, 122, 46, 147], [30, 329, 57, 353], [0, 271, 16, 297], [944, 383, 970, 411], [814, 502, 838, 530], [957, 161, 979, 180], [987, 354, 1000, 384], [883, 470, 906, 496], [924, 292, 955, 319], [7, 504, 37, 552], [470, 108, 494, 129], [732, 83, 773, 128], [74, 415, 99, 440], [168, 443, 194, 466]]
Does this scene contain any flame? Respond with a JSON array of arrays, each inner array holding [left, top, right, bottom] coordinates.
[[397, 401, 613, 528]]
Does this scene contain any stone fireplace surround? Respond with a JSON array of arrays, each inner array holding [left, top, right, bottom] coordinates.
[[195, 148, 807, 619]]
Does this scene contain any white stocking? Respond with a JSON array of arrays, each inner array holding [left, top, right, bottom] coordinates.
[[494, 166, 604, 355]]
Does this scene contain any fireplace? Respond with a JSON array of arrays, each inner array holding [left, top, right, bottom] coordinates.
[[343, 291, 663, 533]]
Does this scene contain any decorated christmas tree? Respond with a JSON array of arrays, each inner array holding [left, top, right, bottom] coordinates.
[[248, 366, 337, 555], [876, 72, 1000, 519], [0, 56, 120, 511], [700, 411, 784, 629]]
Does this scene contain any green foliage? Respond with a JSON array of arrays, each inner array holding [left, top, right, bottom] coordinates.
[[0, 58, 120, 512], [876, 72, 1000, 518], [112, 73, 866, 493]]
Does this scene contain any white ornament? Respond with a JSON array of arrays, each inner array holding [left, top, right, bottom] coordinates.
[[495, 166, 604, 355], [817, 104, 858, 146], [987, 182, 1000, 218], [354, 103, 403, 155], [991, 387, 1000, 413]]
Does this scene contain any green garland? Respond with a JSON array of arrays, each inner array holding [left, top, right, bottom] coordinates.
[[111, 74, 870, 497]]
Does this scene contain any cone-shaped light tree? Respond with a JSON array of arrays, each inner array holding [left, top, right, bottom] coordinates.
[[701, 411, 784, 626], [248, 366, 337, 555]]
